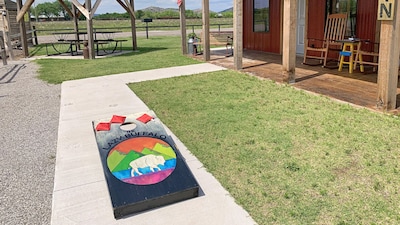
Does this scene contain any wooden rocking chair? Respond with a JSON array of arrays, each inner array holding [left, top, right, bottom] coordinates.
[[353, 40, 380, 73], [303, 13, 348, 67]]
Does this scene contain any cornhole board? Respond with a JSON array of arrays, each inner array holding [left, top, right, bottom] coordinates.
[[92, 111, 199, 219]]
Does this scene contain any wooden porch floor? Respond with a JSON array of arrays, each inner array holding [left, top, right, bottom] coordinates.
[[194, 49, 400, 113]]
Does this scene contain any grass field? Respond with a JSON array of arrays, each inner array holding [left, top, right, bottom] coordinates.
[[32, 35, 200, 84], [129, 71, 400, 224]]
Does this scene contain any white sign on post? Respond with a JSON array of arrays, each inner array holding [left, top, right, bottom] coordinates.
[[378, 0, 395, 20]]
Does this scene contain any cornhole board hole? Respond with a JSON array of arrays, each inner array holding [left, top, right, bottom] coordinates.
[[92, 111, 199, 219]]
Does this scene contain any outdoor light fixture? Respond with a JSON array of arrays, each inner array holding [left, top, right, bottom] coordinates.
[[2, 11, 6, 16]]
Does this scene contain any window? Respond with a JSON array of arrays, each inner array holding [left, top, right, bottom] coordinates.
[[327, 0, 357, 36], [253, 0, 270, 32]]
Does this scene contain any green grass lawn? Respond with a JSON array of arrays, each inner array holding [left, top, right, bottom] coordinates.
[[128, 70, 400, 225], [32, 36, 200, 84]]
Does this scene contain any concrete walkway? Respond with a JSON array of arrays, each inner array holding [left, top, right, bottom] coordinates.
[[52, 63, 257, 224]]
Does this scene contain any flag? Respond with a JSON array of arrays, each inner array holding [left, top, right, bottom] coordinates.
[[177, 0, 182, 7]]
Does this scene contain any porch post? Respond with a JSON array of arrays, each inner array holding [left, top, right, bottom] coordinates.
[[202, 0, 210, 61], [282, 0, 297, 83], [376, 1, 400, 111], [304, 0, 308, 55], [233, 0, 243, 70]]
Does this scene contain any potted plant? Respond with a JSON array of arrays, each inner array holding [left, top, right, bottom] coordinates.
[[188, 33, 197, 43], [187, 33, 199, 55]]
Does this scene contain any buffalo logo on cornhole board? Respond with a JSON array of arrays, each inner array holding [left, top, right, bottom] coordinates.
[[107, 137, 177, 185], [92, 111, 199, 219]]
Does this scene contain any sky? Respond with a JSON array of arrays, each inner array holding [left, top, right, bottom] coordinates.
[[30, 0, 233, 14]]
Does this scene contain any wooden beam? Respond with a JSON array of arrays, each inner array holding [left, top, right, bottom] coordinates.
[[179, 0, 187, 55], [72, 4, 80, 44], [3, 10, 14, 59], [116, 0, 136, 50], [281, 0, 297, 83], [129, 0, 137, 50], [16, 0, 34, 22], [77, 3, 84, 18], [123, 0, 135, 15], [16, 0, 28, 57], [376, 1, 400, 111], [58, 0, 73, 18], [72, 0, 90, 19], [85, 0, 95, 59], [0, 32, 7, 65], [90, 0, 102, 18], [202, 0, 210, 61], [233, 0, 243, 69], [116, 0, 130, 12]]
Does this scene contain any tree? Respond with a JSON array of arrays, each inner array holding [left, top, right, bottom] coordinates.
[[35, 2, 59, 19], [136, 10, 144, 19], [55, 0, 72, 20]]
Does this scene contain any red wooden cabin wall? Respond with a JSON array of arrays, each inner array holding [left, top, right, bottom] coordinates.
[[307, 0, 326, 41], [243, 0, 281, 53], [241, 0, 378, 54], [356, 0, 378, 42]]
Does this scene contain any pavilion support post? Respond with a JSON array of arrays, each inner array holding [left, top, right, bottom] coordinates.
[[0, 32, 7, 65], [116, 0, 137, 51], [282, 0, 297, 84], [376, 2, 400, 111], [179, 0, 187, 55], [130, 0, 137, 50], [2, 10, 14, 60], [85, 0, 95, 59], [16, 0, 28, 57], [72, 5, 80, 45], [233, 0, 243, 70], [202, 0, 210, 61]]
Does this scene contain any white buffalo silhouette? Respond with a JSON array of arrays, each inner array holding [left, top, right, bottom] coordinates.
[[129, 155, 165, 176]]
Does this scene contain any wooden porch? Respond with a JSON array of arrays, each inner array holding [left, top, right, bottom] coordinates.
[[195, 49, 400, 113]]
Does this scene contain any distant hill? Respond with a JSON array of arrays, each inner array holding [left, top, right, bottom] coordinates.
[[220, 7, 233, 13], [140, 6, 178, 12]]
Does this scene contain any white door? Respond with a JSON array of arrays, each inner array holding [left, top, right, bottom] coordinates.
[[296, 0, 306, 54]]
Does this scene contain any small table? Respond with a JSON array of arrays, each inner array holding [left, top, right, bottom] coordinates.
[[336, 39, 362, 73]]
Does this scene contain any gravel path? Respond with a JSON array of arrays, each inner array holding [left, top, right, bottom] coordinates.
[[0, 61, 60, 225]]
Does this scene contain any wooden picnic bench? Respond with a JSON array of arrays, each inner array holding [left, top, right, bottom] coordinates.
[[193, 31, 233, 56], [45, 40, 81, 56], [45, 39, 127, 56], [94, 39, 127, 56]]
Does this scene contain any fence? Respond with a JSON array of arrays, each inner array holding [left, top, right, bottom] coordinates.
[[32, 23, 233, 44]]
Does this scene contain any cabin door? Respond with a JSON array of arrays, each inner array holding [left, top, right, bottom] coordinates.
[[296, 0, 306, 54]]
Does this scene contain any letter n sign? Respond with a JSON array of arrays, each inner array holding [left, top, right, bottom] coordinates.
[[378, 0, 395, 20]]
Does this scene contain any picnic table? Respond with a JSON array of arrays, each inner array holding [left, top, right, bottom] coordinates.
[[45, 31, 127, 56]]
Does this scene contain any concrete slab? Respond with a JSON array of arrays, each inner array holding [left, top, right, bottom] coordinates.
[[52, 63, 257, 225]]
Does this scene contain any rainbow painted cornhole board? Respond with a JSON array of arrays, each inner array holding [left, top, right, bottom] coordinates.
[[92, 111, 199, 219]]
